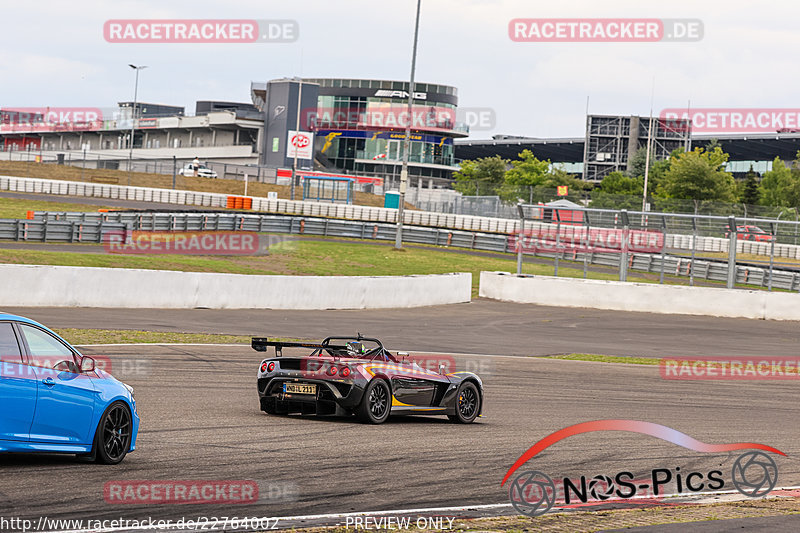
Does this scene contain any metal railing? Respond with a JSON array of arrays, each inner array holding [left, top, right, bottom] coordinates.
[[7, 210, 799, 292], [516, 204, 800, 290]]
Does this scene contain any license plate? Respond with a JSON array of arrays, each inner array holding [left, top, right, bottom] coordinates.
[[284, 383, 316, 395]]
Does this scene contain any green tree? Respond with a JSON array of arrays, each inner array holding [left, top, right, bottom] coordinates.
[[660, 146, 736, 202], [627, 145, 674, 198], [501, 149, 551, 202], [627, 146, 650, 179], [740, 166, 761, 206], [590, 171, 643, 209], [759, 157, 800, 207], [598, 171, 644, 195], [452, 156, 508, 196]]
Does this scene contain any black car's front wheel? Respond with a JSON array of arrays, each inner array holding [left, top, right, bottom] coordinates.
[[357, 379, 391, 424], [94, 401, 133, 464], [448, 382, 480, 423]]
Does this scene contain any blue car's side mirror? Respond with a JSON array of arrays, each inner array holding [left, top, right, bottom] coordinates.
[[80, 356, 96, 373]]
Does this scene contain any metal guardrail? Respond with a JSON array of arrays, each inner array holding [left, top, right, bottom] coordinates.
[[0, 218, 128, 243], [5, 175, 800, 265], [4, 210, 798, 292]]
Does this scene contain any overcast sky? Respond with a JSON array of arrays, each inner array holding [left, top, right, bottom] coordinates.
[[1, 1, 796, 139]]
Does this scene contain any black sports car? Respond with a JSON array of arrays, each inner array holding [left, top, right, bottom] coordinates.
[[253, 335, 483, 424]]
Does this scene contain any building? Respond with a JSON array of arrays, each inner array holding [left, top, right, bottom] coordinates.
[[0, 101, 262, 170], [250, 78, 467, 188], [455, 117, 800, 180], [0, 78, 466, 188], [582, 115, 691, 182]]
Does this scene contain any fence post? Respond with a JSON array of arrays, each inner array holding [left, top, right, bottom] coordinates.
[[516, 206, 525, 275], [689, 216, 697, 286], [768, 221, 776, 291], [172, 156, 177, 190], [727, 216, 737, 289], [583, 213, 590, 279], [619, 210, 629, 282], [659, 217, 667, 284], [553, 210, 561, 277]]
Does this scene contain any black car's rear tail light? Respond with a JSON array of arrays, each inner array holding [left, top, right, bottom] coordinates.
[[340, 367, 351, 377], [261, 362, 268, 372], [327, 365, 338, 376], [267, 362, 275, 372]]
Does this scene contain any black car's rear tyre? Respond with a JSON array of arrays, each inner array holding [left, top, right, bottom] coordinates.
[[94, 401, 132, 465], [448, 382, 480, 423], [357, 379, 391, 424]]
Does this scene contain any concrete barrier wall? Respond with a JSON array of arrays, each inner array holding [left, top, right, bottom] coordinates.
[[0, 265, 471, 309], [478, 271, 800, 321]]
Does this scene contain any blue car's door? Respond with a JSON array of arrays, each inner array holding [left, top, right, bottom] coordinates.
[[0, 322, 37, 441], [18, 324, 98, 445]]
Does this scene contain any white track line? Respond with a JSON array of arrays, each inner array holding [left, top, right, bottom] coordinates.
[[75, 343, 533, 359], [42, 486, 800, 533]]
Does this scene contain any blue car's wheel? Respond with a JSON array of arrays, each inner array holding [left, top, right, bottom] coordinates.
[[357, 379, 391, 424], [94, 401, 132, 465]]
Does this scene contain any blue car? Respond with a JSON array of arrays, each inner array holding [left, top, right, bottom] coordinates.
[[0, 313, 139, 464]]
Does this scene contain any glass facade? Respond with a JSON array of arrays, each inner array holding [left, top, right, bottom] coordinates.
[[306, 79, 462, 182]]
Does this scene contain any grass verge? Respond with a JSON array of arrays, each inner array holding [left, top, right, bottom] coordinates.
[[53, 328, 307, 346], [0, 196, 111, 219], [0, 239, 656, 296], [0, 161, 406, 209], [547, 353, 660, 365]]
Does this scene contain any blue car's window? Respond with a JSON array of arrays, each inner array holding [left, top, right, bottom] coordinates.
[[19, 324, 78, 373], [0, 322, 22, 364]]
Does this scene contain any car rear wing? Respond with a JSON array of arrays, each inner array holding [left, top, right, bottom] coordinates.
[[251, 338, 349, 356]]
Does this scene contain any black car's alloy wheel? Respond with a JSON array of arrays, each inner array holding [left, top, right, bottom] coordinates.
[[357, 379, 391, 424], [94, 402, 132, 464], [449, 382, 480, 423]]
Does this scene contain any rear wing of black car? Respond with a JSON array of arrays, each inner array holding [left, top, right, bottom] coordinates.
[[251, 338, 349, 355]]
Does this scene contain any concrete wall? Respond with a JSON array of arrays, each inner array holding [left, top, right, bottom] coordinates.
[[479, 271, 800, 321], [0, 265, 471, 310]]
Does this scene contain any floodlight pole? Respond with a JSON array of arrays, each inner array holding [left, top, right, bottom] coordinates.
[[127, 64, 147, 186], [642, 79, 654, 219], [395, 0, 422, 249], [291, 78, 303, 201]]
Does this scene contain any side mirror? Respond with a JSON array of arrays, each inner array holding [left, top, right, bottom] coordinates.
[[80, 356, 96, 373]]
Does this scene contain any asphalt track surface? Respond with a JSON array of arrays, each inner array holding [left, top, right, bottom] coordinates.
[[0, 304, 799, 532], [7, 299, 800, 358], [1, 342, 799, 531]]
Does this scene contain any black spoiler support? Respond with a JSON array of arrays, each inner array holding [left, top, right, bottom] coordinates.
[[251, 338, 349, 356]]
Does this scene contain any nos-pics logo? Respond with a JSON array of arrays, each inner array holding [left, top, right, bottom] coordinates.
[[502, 420, 784, 517]]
